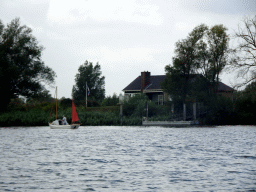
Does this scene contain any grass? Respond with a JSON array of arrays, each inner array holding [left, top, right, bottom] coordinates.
[[0, 106, 142, 127]]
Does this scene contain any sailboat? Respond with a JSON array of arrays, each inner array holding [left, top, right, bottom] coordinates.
[[49, 87, 80, 129]]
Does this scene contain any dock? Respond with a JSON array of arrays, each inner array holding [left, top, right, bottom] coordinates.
[[142, 119, 199, 127]]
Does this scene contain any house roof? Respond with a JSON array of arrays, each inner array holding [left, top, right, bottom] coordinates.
[[123, 74, 234, 92], [123, 75, 166, 91], [218, 82, 234, 92]]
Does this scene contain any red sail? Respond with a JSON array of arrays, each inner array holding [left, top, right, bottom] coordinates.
[[72, 101, 79, 122]]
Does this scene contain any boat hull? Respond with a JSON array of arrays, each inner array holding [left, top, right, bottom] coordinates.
[[49, 123, 80, 129]]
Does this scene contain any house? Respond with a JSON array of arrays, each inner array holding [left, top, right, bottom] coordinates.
[[122, 71, 234, 104]]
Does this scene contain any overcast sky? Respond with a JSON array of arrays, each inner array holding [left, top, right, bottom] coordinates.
[[0, 0, 255, 99]]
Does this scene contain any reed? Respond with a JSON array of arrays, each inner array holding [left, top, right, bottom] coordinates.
[[0, 107, 132, 126], [0, 110, 50, 127], [0, 101, 165, 127]]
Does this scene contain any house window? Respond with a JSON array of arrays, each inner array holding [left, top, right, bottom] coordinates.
[[158, 95, 163, 105]]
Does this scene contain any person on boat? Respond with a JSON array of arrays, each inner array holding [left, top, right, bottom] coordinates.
[[62, 115, 67, 125]]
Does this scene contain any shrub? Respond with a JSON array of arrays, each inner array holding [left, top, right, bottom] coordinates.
[[203, 96, 237, 125]]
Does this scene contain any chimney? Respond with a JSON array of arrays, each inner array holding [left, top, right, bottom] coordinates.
[[141, 71, 151, 92]]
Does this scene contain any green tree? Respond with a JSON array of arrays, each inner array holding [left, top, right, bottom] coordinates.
[[243, 81, 256, 101], [0, 18, 56, 112], [234, 81, 256, 123], [102, 93, 119, 106], [206, 25, 229, 93], [162, 24, 229, 103], [26, 89, 54, 104], [162, 24, 208, 102], [162, 62, 187, 102], [203, 95, 236, 125], [72, 60, 105, 104], [60, 98, 72, 109]]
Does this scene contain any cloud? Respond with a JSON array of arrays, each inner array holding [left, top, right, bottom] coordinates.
[[177, 0, 256, 15], [47, 0, 163, 25], [84, 46, 157, 65], [175, 22, 194, 31]]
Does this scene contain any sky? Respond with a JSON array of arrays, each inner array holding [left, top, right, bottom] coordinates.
[[0, 0, 255, 99]]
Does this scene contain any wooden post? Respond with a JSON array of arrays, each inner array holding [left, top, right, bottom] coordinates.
[[120, 104, 123, 125], [193, 102, 197, 120], [183, 102, 186, 121]]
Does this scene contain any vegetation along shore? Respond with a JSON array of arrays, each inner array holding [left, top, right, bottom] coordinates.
[[1, 90, 256, 127], [0, 16, 255, 127]]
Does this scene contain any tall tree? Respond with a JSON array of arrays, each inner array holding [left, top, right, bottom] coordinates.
[[162, 24, 229, 102], [162, 24, 208, 102], [72, 60, 105, 104], [229, 15, 256, 88], [0, 18, 56, 112], [26, 89, 54, 104], [207, 25, 229, 93]]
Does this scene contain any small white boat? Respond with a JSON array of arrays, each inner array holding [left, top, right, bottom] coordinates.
[[49, 87, 80, 129], [49, 120, 80, 129]]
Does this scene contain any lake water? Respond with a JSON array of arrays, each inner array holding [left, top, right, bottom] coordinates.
[[0, 126, 255, 191]]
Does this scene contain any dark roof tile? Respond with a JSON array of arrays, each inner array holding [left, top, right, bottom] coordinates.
[[123, 74, 234, 92], [218, 82, 234, 92], [123, 76, 141, 91]]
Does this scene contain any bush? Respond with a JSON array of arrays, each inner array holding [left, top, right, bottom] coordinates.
[[60, 98, 72, 109], [102, 94, 119, 106], [233, 92, 256, 125], [123, 94, 148, 117], [203, 96, 237, 125]]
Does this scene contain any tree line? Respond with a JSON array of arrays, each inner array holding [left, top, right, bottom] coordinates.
[[0, 18, 107, 113], [1, 16, 256, 125], [0, 18, 56, 112]]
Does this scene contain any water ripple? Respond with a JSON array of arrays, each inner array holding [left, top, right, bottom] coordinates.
[[0, 126, 256, 191]]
